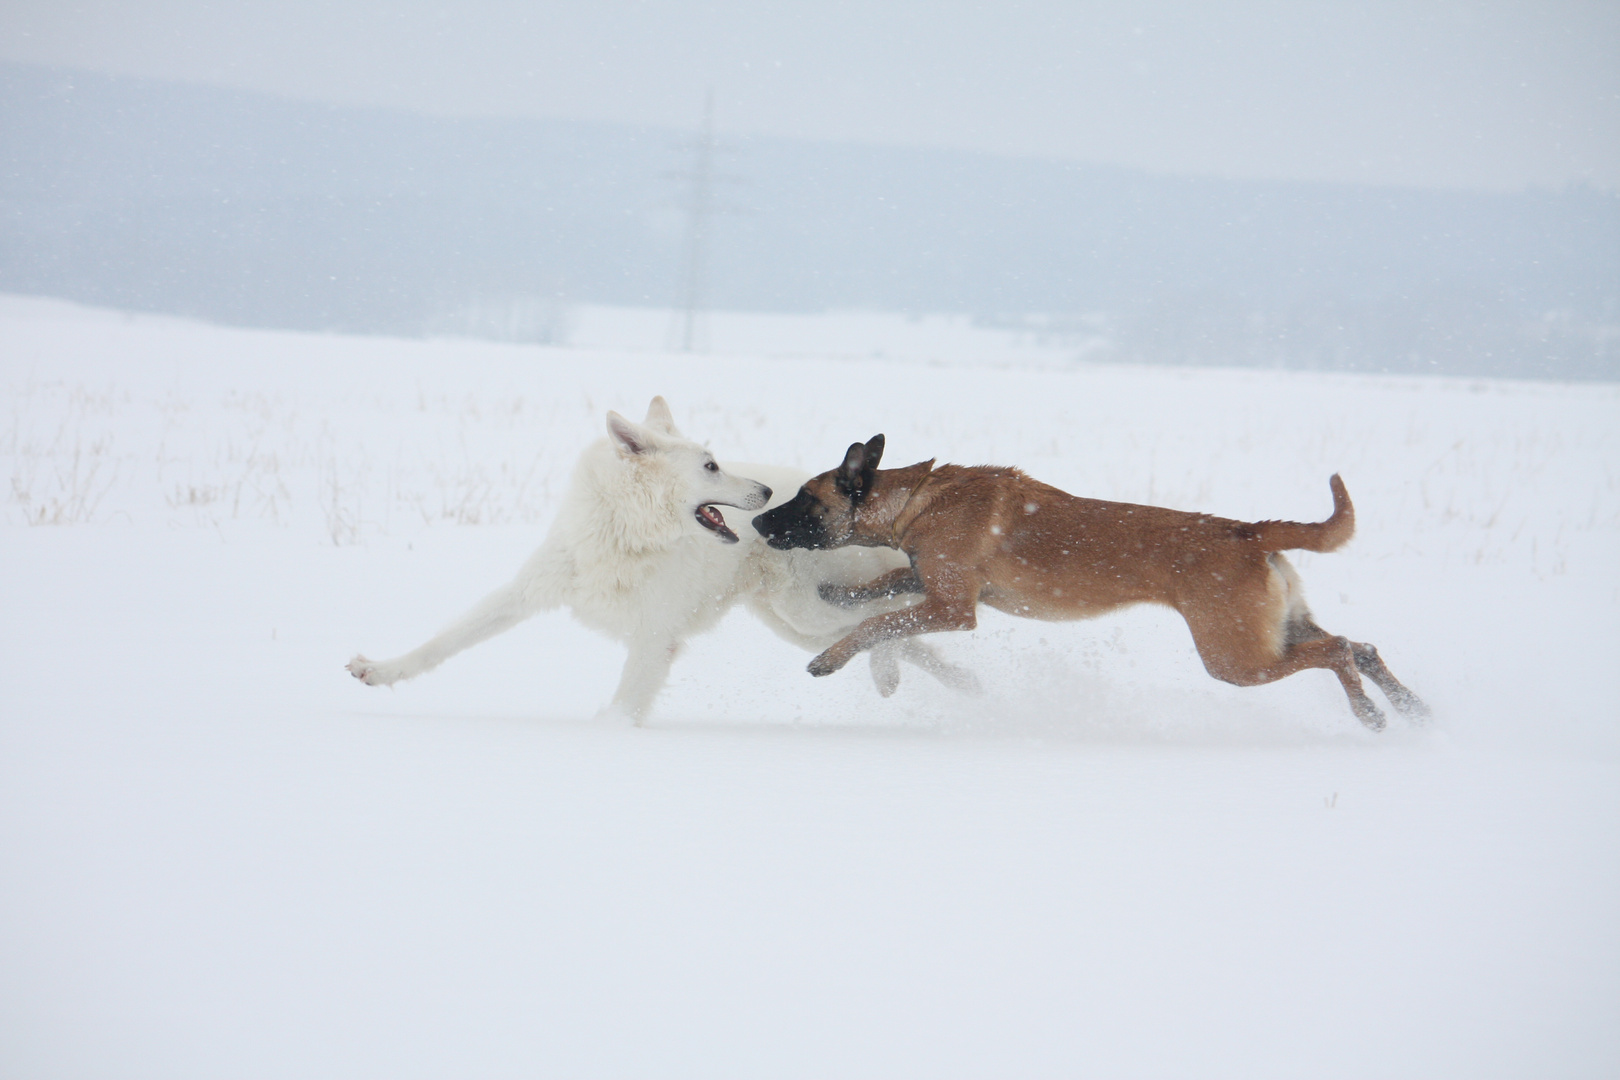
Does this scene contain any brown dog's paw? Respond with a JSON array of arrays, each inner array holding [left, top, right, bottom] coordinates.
[[1389, 687, 1432, 721], [807, 649, 845, 678], [1351, 694, 1387, 732], [818, 582, 861, 608]]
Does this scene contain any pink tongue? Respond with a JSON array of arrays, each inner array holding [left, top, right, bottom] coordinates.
[[702, 506, 723, 526]]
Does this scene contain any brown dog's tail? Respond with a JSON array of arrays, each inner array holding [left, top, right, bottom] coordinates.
[[1248, 474, 1355, 553]]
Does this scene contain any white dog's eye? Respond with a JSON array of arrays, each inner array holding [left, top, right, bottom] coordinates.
[[705, 461, 719, 472]]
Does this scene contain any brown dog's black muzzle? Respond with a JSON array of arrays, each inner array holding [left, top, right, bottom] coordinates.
[[752, 491, 830, 550]]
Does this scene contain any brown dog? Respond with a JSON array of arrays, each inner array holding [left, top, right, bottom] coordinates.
[[751, 435, 1427, 730]]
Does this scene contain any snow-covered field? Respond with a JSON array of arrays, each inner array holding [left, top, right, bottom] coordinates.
[[3, 294, 1617, 1078]]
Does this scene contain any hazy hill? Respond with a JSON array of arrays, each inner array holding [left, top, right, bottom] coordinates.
[[3, 62, 1615, 378]]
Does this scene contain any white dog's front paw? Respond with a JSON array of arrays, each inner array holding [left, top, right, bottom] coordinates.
[[869, 648, 901, 697], [936, 663, 982, 695], [347, 655, 399, 686]]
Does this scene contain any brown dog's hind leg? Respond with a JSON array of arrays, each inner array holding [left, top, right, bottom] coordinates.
[[1351, 642, 1430, 719], [1277, 635, 1388, 731], [1186, 614, 1387, 731]]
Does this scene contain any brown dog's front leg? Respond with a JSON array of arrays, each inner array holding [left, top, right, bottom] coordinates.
[[808, 596, 979, 677], [818, 567, 924, 609]]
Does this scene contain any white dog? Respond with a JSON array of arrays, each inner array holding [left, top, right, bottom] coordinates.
[[347, 397, 972, 722]]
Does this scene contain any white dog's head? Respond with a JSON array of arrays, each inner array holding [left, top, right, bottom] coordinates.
[[604, 397, 771, 544]]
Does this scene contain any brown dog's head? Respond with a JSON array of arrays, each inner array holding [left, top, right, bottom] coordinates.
[[752, 434, 885, 550]]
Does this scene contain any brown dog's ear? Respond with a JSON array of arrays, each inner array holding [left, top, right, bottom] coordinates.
[[862, 434, 885, 472], [836, 442, 866, 495], [835, 434, 885, 502], [856, 434, 884, 497]]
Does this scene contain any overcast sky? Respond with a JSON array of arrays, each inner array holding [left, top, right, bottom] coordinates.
[[4, 0, 1616, 192]]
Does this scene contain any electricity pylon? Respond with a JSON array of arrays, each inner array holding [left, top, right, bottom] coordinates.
[[667, 91, 717, 353]]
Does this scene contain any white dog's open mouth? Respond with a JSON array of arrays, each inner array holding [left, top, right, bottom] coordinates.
[[695, 505, 740, 543]]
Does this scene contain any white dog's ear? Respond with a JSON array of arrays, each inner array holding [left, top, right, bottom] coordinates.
[[607, 411, 654, 455], [644, 396, 679, 435]]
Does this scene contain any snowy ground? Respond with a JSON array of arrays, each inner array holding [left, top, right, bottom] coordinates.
[[2, 294, 1617, 1078]]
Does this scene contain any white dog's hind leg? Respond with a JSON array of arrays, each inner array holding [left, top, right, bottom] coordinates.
[[743, 592, 914, 698], [348, 576, 550, 687], [604, 639, 681, 725], [898, 640, 981, 694]]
